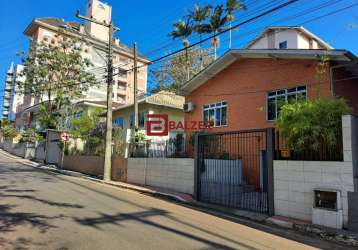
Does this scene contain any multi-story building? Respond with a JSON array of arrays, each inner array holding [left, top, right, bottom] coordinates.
[[16, 0, 149, 129], [1, 63, 25, 121]]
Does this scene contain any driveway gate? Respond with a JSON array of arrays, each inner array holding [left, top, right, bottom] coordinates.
[[195, 129, 274, 214]]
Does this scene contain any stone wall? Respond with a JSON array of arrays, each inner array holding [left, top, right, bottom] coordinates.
[[127, 158, 194, 195]]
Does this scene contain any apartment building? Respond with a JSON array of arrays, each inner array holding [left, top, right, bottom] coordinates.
[[1, 63, 25, 121], [16, 0, 149, 129]]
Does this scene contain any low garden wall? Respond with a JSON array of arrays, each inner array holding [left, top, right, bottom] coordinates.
[[62, 155, 127, 181], [127, 158, 194, 195], [274, 115, 356, 228]]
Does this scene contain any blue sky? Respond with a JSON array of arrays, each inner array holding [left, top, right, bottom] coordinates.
[[0, 0, 358, 114]]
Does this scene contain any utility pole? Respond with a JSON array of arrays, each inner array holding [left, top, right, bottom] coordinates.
[[133, 42, 138, 132], [76, 11, 119, 182]]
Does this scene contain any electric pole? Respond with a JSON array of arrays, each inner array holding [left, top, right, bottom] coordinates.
[[76, 11, 119, 182], [133, 42, 138, 132]]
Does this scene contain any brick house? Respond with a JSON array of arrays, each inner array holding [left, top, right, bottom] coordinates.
[[180, 49, 358, 132]]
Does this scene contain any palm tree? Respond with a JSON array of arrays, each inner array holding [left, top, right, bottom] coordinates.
[[169, 17, 193, 80], [190, 4, 212, 69], [225, 0, 246, 49], [205, 5, 228, 60]]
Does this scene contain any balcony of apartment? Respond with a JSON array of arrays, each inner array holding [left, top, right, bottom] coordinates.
[[117, 84, 127, 96]]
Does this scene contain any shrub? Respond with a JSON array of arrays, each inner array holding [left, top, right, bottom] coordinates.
[[20, 128, 43, 143], [275, 97, 351, 152]]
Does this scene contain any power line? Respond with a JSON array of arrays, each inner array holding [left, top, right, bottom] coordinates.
[[110, 0, 300, 79]]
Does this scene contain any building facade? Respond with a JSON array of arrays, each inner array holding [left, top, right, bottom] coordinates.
[[246, 26, 332, 50], [1, 63, 25, 121], [16, 0, 149, 129]]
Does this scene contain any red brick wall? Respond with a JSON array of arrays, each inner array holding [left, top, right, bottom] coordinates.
[[333, 68, 358, 116], [185, 58, 332, 132]]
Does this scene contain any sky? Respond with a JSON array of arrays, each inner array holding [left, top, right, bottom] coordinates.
[[0, 0, 358, 114]]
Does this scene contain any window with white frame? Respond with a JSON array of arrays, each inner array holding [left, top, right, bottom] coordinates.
[[203, 101, 227, 127], [267, 85, 307, 121]]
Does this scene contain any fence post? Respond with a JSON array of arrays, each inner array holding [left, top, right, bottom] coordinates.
[[194, 133, 199, 200], [267, 128, 275, 216]]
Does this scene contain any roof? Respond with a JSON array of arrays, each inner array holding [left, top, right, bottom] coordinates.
[[245, 26, 333, 50], [180, 49, 358, 95], [24, 17, 149, 62], [75, 100, 123, 108], [112, 91, 185, 113]]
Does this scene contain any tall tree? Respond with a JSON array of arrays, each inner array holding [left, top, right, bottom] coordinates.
[[20, 36, 99, 130], [169, 17, 193, 81], [190, 4, 212, 69], [200, 5, 228, 60], [225, 0, 246, 49], [151, 46, 214, 92]]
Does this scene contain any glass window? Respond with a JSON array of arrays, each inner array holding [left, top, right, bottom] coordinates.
[[203, 101, 228, 127], [279, 41, 288, 49], [113, 117, 124, 128], [267, 85, 307, 121], [130, 113, 145, 128]]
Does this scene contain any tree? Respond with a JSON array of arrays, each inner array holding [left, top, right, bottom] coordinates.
[[151, 46, 214, 92], [225, 0, 246, 49], [70, 108, 102, 140], [0, 120, 19, 140], [275, 97, 351, 152], [20, 36, 99, 130], [190, 4, 212, 69], [201, 5, 228, 60], [169, 17, 194, 81]]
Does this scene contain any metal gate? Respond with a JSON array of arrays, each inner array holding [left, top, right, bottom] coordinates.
[[195, 129, 274, 214]]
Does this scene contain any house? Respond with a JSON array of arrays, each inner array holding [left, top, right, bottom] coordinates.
[[180, 49, 358, 132], [111, 91, 185, 155], [246, 26, 332, 50], [16, 0, 149, 129]]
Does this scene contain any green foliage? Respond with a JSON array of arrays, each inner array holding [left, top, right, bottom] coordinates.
[[70, 108, 101, 139], [0, 120, 19, 140], [20, 128, 43, 143], [275, 97, 351, 152], [20, 36, 99, 130], [131, 131, 149, 144]]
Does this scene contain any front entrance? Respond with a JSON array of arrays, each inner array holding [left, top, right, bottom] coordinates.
[[195, 129, 274, 214]]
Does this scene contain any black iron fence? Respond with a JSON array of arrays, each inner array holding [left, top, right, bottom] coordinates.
[[275, 129, 343, 161], [197, 129, 271, 214]]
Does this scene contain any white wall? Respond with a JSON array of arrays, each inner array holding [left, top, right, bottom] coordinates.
[[127, 158, 194, 194], [274, 115, 355, 227], [274, 160, 354, 226]]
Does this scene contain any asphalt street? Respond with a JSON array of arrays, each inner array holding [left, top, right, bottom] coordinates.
[[0, 151, 351, 250]]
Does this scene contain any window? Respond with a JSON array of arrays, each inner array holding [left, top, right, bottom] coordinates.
[[203, 101, 227, 127], [279, 41, 288, 49], [130, 112, 145, 128], [113, 117, 124, 128], [267, 85, 307, 121]]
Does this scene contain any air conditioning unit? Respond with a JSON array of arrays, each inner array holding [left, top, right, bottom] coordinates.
[[183, 102, 195, 113]]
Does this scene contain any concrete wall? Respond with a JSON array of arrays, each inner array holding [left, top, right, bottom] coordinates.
[[273, 115, 355, 227], [127, 158, 194, 195], [63, 155, 127, 181]]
